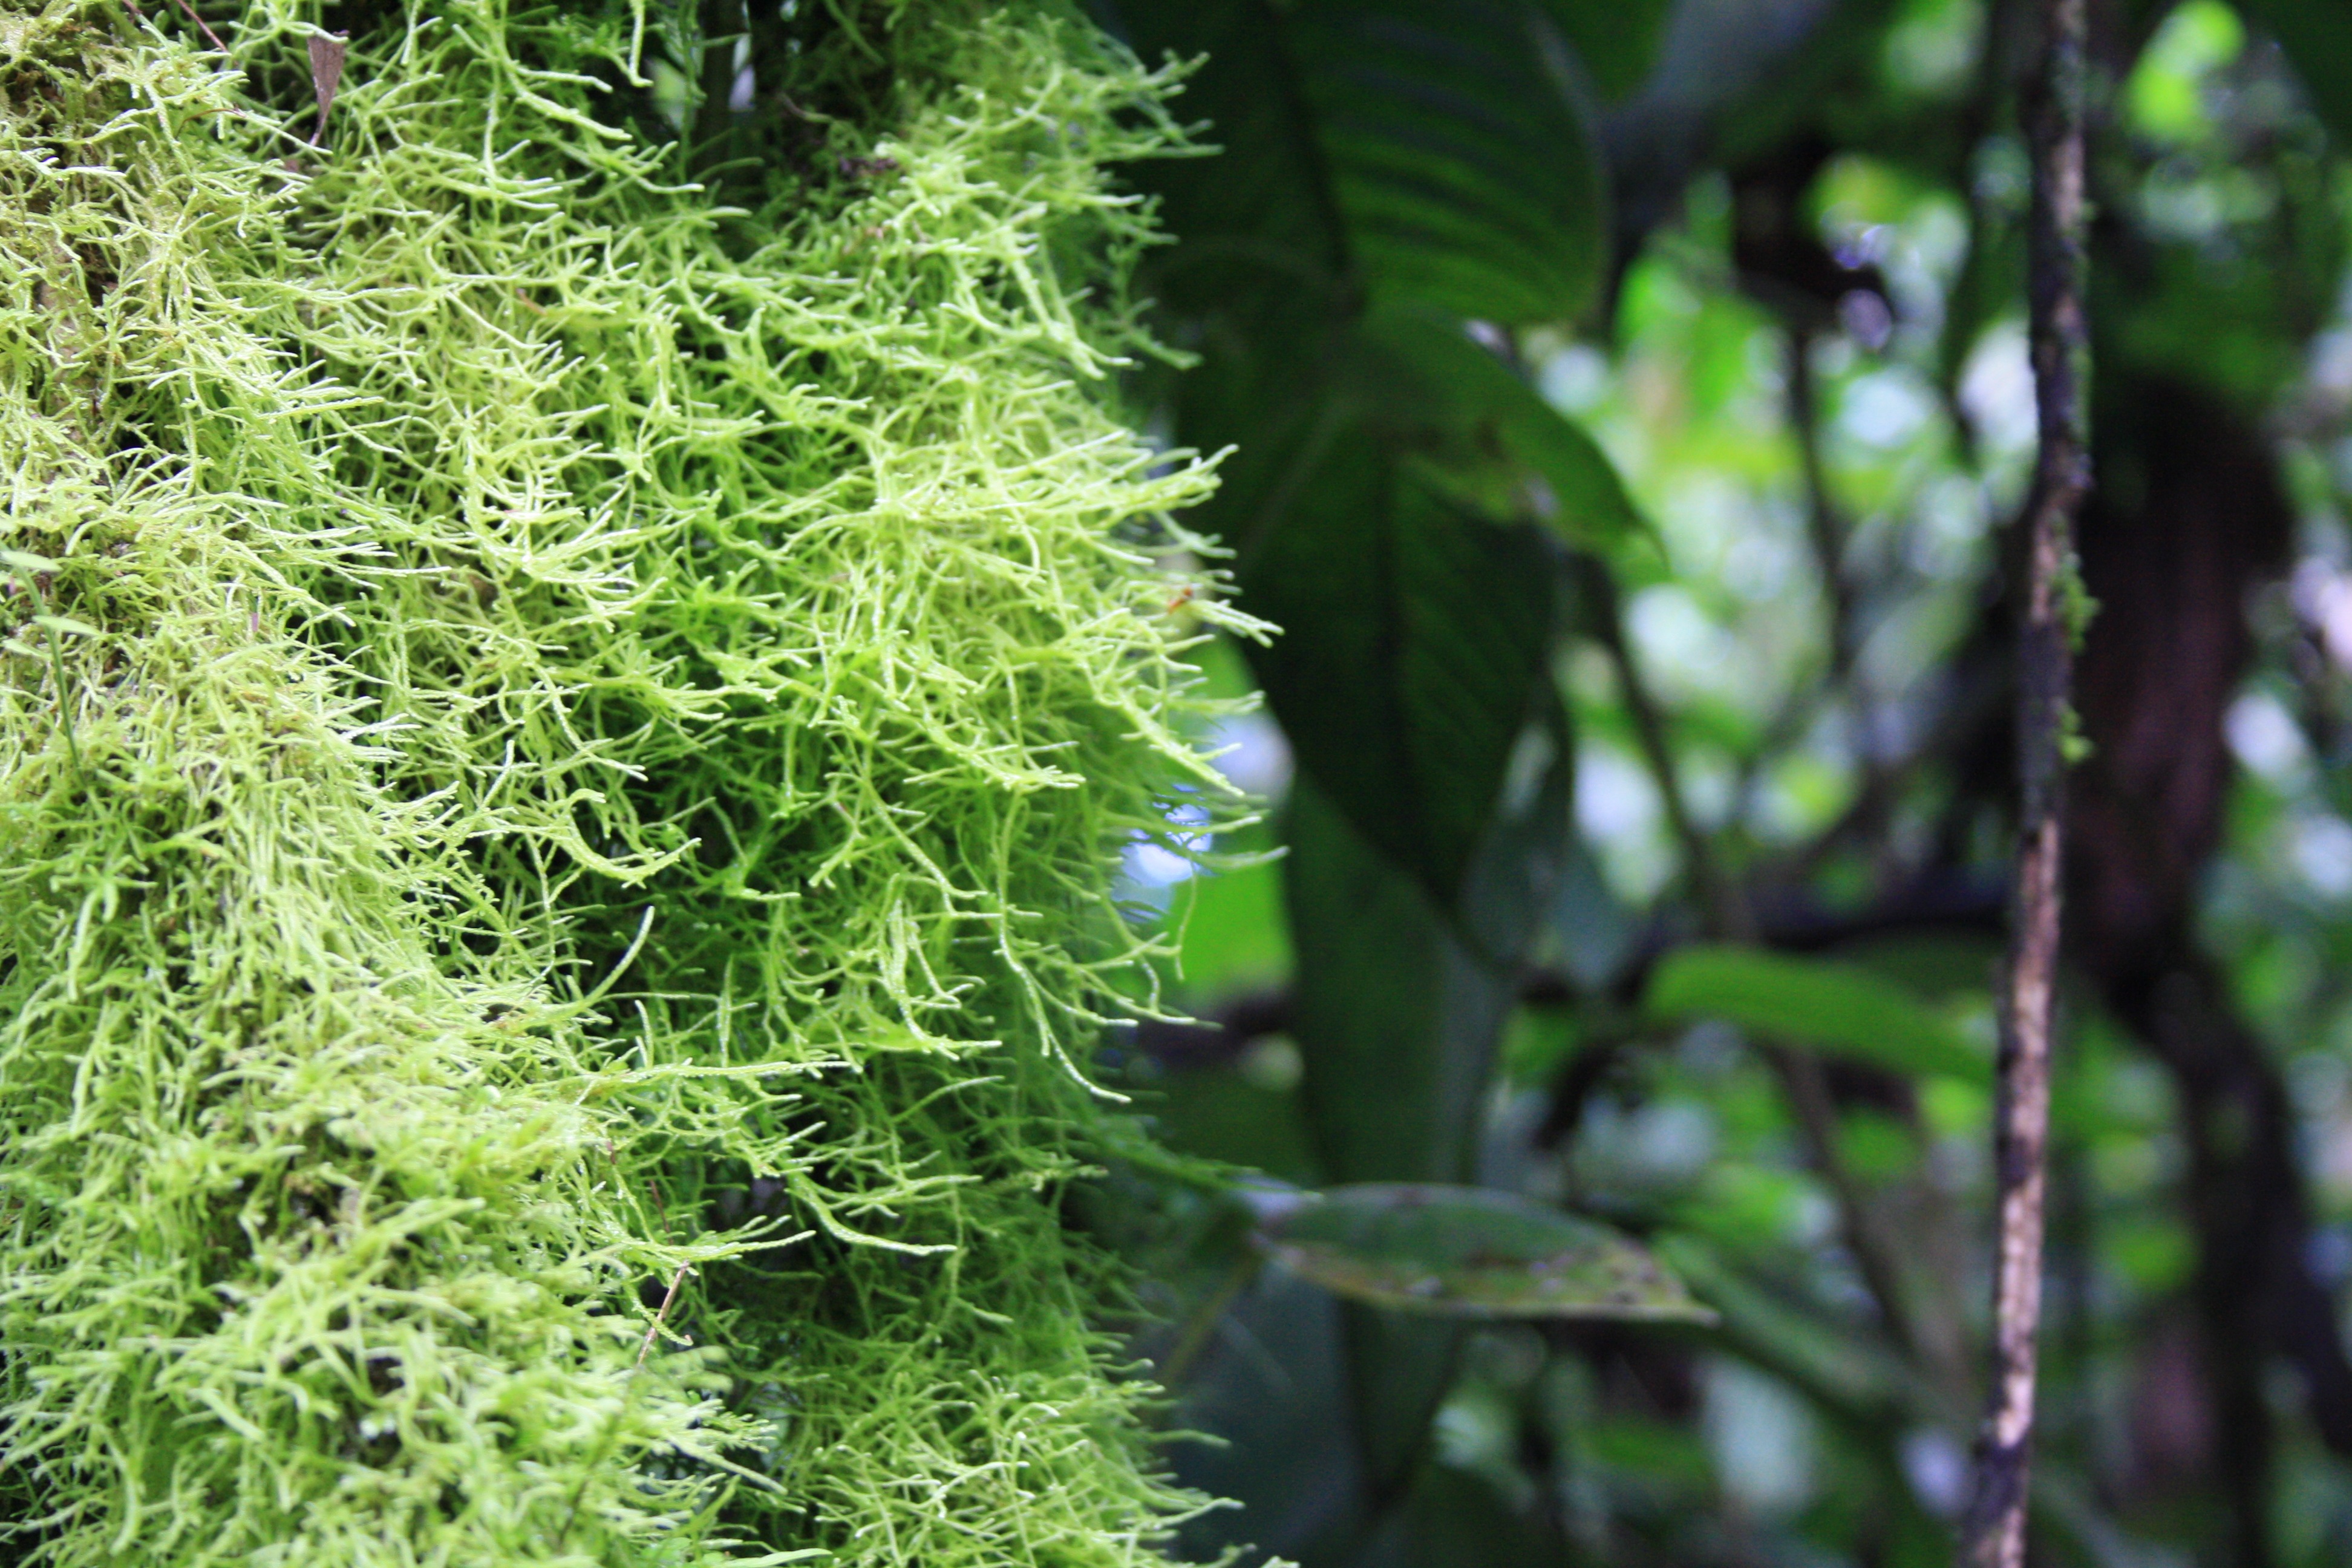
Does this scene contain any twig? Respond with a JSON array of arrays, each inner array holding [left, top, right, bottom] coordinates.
[[171, 0, 226, 54], [1960, 0, 2091, 1556], [637, 1262, 691, 1367], [1731, 328, 1876, 861], [550, 1261, 693, 1550], [1587, 555, 1934, 1372], [1786, 326, 1857, 687], [1768, 1043, 1930, 1365], [1583, 558, 1745, 936], [1157, 1251, 1262, 1388]]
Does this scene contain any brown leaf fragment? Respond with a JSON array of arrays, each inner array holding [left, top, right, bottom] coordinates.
[[308, 33, 348, 146]]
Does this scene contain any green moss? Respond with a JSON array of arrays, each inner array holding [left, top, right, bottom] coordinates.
[[0, 2, 1259, 1561]]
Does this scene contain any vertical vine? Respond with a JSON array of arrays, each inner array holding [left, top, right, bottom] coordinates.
[[1961, 0, 2091, 1558]]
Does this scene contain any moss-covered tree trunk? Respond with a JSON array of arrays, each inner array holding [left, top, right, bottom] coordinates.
[[0, 3, 1244, 1561]]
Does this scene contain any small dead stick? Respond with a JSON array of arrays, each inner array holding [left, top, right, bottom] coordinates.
[[307, 33, 347, 146], [638, 1262, 692, 1367], [1958, 0, 2091, 1558], [549, 1261, 694, 1550], [169, 0, 226, 54]]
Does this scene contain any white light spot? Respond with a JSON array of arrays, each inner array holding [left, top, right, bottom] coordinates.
[[1837, 369, 1933, 450], [1540, 342, 1612, 415], [2224, 690, 2308, 782], [1900, 1428, 1969, 1517], [1575, 746, 1659, 843], [2293, 814, 2352, 900], [1206, 713, 1293, 799], [2292, 558, 2352, 672], [1959, 322, 2036, 466], [1704, 1359, 1818, 1515]]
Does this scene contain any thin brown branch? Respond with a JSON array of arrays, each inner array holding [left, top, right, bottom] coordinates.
[[637, 1263, 692, 1367], [1587, 555, 1942, 1380], [1583, 558, 1746, 937], [1961, 0, 2090, 1555], [1735, 326, 1884, 872], [1786, 326, 1857, 687], [1768, 1043, 1930, 1364], [171, 0, 226, 54]]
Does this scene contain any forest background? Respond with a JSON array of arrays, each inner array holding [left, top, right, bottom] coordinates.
[[1077, 0, 2352, 1565]]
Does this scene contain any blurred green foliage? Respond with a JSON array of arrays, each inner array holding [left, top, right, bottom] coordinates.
[[1086, 0, 2352, 1563]]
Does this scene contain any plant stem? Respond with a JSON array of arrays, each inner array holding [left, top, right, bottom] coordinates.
[[43, 626, 81, 776], [554, 1263, 693, 1550], [1590, 556, 1931, 1367], [637, 1262, 691, 1367], [1961, 0, 2090, 1555], [171, 0, 226, 54], [1583, 558, 1743, 937], [1785, 326, 1856, 688], [1157, 1251, 1261, 1390]]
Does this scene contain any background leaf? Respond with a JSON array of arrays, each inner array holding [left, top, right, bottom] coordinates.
[[1283, 777, 1524, 1504], [1643, 944, 1987, 1080], [1260, 1183, 1716, 1320], [1117, 0, 1615, 918], [2239, 0, 2352, 144]]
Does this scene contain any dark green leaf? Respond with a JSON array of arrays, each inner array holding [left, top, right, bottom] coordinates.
[[1340, 1304, 1465, 1502], [1160, 1269, 1368, 1561], [1285, 776, 1518, 1185], [1118, 0, 1609, 328], [1361, 305, 1649, 549], [1286, 0, 1609, 324], [1116, 0, 1622, 913], [1258, 1183, 1715, 1321], [1356, 1457, 1568, 1568], [1149, 1071, 1322, 1187], [1535, 0, 1674, 102], [1283, 773, 1549, 1497], [1248, 463, 1560, 906], [1644, 942, 1987, 1080]]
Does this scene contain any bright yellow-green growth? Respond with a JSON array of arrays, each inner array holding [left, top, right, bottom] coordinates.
[[0, 1, 1250, 1561]]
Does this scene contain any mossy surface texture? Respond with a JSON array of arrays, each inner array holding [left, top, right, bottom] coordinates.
[[0, 1, 1248, 1561]]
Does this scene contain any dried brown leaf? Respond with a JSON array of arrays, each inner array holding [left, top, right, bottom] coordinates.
[[308, 33, 348, 146]]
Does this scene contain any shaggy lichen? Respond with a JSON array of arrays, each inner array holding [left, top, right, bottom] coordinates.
[[0, 1, 1250, 1563]]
